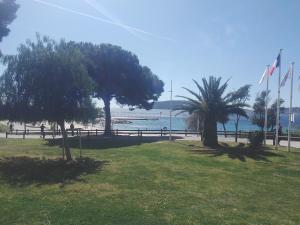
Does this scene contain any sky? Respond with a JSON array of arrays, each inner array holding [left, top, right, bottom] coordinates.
[[1, 0, 300, 108]]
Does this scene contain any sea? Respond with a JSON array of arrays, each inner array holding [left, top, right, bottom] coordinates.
[[111, 108, 300, 132]]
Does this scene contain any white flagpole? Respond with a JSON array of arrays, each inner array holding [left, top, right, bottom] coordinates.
[[288, 62, 294, 151], [264, 65, 270, 146], [169, 80, 173, 141], [275, 49, 282, 150]]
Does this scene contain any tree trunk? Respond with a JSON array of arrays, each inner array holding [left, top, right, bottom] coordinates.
[[234, 122, 238, 142], [59, 121, 72, 161], [235, 115, 239, 143], [103, 97, 112, 135], [222, 123, 227, 138], [203, 115, 218, 146]]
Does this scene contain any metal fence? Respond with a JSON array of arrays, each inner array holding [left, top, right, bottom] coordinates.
[[2, 128, 300, 141]]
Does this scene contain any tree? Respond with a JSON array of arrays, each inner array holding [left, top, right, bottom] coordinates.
[[251, 91, 284, 131], [0, 35, 97, 161], [227, 85, 251, 142], [251, 91, 268, 131], [179, 76, 248, 146], [75, 43, 164, 135], [186, 112, 203, 132], [268, 99, 285, 131], [0, 0, 19, 43]]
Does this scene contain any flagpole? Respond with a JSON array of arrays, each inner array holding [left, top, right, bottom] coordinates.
[[264, 65, 270, 146], [169, 80, 173, 141], [275, 49, 282, 150], [288, 62, 294, 151]]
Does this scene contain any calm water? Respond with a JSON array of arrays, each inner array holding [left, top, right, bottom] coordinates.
[[111, 108, 300, 132]]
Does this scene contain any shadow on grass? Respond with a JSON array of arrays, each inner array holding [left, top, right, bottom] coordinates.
[[46, 135, 183, 150], [0, 157, 107, 186], [184, 142, 283, 162]]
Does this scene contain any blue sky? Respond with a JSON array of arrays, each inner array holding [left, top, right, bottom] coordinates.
[[1, 0, 300, 107]]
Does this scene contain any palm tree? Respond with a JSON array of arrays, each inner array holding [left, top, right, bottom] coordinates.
[[178, 76, 248, 146]]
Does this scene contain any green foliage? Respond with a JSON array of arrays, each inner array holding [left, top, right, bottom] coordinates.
[[248, 131, 264, 148], [0, 35, 97, 123], [186, 112, 202, 131], [179, 76, 248, 146], [74, 42, 164, 133], [251, 91, 268, 130], [0, 35, 97, 160], [0, 0, 19, 43], [228, 85, 251, 141], [0, 123, 8, 132], [251, 91, 284, 131], [268, 99, 285, 131]]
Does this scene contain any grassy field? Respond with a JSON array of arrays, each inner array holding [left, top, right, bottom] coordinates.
[[0, 137, 299, 225]]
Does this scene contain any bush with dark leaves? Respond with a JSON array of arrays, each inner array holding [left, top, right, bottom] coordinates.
[[248, 131, 264, 149]]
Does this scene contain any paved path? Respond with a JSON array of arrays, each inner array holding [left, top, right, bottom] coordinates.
[[1, 132, 299, 149], [182, 135, 300, 149]]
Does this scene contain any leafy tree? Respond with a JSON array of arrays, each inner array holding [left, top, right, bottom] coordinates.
[[251, 91, 284, 131], [0, 0, 19, 43], [227, 85, 251, 142], [75, 43, 164, 134], [0, 35, 97, 161], [186, 112, 203, 132], [179, 76, 248, 146], [251, 91, 268, 131], [268, 99, 285, 131]]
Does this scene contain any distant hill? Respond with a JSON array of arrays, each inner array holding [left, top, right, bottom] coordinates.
[[153, 101, 300, 115], [282, 107, 300, 113], [152, 100, 186, 110]]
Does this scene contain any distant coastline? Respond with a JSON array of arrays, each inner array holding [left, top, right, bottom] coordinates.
[[152, 100, 187, 110], [153, 100, 300, 114]]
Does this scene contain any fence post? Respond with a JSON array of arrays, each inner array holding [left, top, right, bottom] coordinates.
[[16, 129, 18, 135], [161, 129, 163, 136], [79, 132, 82, 158], [62, 137, 65, 160], [6, 132, 8, 139]]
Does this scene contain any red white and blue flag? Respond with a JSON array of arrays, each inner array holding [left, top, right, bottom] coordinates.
[[269, 53, 281, 76], [280, 65, 291, 87]]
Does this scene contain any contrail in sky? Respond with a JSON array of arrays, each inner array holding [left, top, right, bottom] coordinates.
[[84, 0, 143, 39], [33, 0, 175, 42]]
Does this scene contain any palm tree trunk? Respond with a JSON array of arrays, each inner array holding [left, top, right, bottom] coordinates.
[[58, 121, 72, 161], [203, 116, 218, 146], [103, 97, 112, 135]]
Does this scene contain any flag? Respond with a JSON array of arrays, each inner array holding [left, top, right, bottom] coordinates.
[[280, 65, 291, 87], [269, 53, 281, 76], [259, 67, 269, 84]]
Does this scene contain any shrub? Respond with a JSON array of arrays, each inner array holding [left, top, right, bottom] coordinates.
[[248, 131, 264, 149], [0, 123, 9, 133]]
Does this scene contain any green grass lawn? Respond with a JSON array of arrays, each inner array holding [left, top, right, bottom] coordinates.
[[0, 137, 299, 225]]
